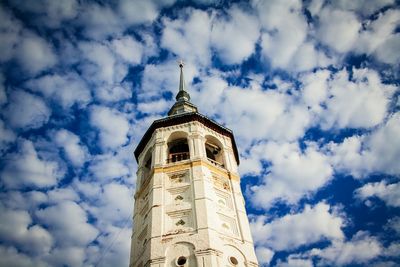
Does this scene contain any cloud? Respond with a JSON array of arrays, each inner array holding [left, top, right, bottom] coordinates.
[[15, 32, 57, 76], [1, 139, 63, 189], [89, 155, 129, 181], [385, 216, 400, 235], [139, 59, 198, 102], [251, 202, 344, 251], [0, 119, 16, 152], [83, 182, 132, 226], [87, 225, 131, 267], [310, 231, 382, 266], [95, 83, 132, 103], [331, 0, 395, 16], [9, 0, 78, 28], [299, 69, 330, 113], [0, 72, 6, 105], [254, 0, 331, 71], [117, 0, 160, 25], [45, 246, 85, 267], [26, 72, 91, 109], [90, 105, 130, 150], [0, 6, 22, 63], [0, 204, 53, 255], [161, 8, 212, 66], [319, 68, 395, 129], [211, 80, 312, 146], [77, 3, 123, 40], [79, 41, 126, 85], [316, 8, 361, 53], [3, 90, 51, 130], [53, 129, 88, 167], [0, 191, 47, 211], [211, 6, 260, 64], [255, 246, 274, 265], [276, 256, 313, 267], [36, 200, 99, 246], [327, 112, 400, 177], [354, 181, 400, 207], [0, 246, 48, 267], [111, 36, 144, 65], [247, 142, 333, 208], [355, 9, 400, 64]]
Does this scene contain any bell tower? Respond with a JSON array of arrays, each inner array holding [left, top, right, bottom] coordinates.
[[130, 62, 258, 267]]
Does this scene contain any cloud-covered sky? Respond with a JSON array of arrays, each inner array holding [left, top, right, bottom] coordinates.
[[0, 0, 399, 266]]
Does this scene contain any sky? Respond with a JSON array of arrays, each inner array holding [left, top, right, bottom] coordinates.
[[0, 0, 399, 266]]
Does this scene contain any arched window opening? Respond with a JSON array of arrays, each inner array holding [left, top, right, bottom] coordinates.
[[205, 141, 224, 168], [168, 139, 189, 163], [141, 151, 152, 185]]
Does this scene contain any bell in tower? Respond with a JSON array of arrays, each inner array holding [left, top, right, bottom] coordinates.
[[130, 61, 258, 267]]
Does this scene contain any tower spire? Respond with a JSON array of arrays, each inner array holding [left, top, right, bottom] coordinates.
[[167, 60, 197, 116], [175, 60, 190, 102]]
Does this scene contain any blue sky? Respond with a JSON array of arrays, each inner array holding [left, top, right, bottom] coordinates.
[[0, 0, 399, 266]]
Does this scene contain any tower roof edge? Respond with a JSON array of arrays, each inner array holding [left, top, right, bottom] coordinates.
[[134, 112, 240, 165]]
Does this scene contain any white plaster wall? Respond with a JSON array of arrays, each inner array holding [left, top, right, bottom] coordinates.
[[130, 121, 258, 267]]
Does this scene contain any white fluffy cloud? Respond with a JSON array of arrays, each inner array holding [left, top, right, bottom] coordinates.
[[355, 181, 400, 207], [385, 216, 400, 235], [0, 246, 48, 267], [213, 81, 311, 146], [140, 60, 198, 102], [4, 90, 51, 130], [45, 246, 86, 267], [89, 183, 132, 224], [79, 42, 127, 85], [0, 204, 53, 255], [310, 231, 382, 266], [211, 6, 259, 64], [16, 32, 57, 75], [251, 202, 344, 251], [247, 142, 333, 208], [1, 140, 62, 189], [0, 6, 57, 75], [327, 112, 400, 177], [0, 119, 16, 152], [254, 0, 331, 71], [356, 9, 400, 61], [161, 8, 212, 66], [117, 0, 160, 26], [258, 0, 306, 67], [36, 201, 99, 246], [90, 105, 130, 150], [26, 72, 91, 109], [95, 83, 132, 103], [0, 6, 22, 63], [53, 129, 88, 167], [111, 36, 144, 65], [89, 155, 129, 181], [332, 0, 395, 16], [276, 257, 313, 267], [316, 8, 361, 53], [318, 68, 394, 130], [9, 0, 78, 28], [255, 247, 274, 265]]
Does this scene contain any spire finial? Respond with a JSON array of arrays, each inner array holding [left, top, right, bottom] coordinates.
[[176, 59, 190, 101], [178, 59, 184, 69], [167, 60, 198, 115]]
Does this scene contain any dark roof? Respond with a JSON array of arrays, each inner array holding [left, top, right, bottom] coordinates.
[[134, 112, 240, 165]]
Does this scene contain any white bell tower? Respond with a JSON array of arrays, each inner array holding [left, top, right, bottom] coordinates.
[[129, 62, 258, 267]]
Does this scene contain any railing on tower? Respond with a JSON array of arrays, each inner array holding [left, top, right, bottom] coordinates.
[[207, 157, 225, 168], [167, 152, 190, 163]]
